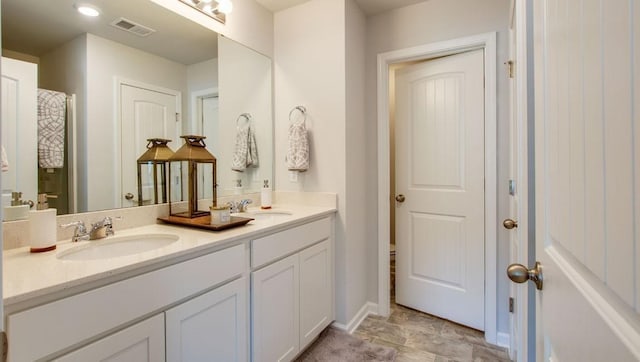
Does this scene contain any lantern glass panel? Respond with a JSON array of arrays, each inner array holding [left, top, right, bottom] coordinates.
[[167, 135, 217, 218], [136, 138, 173, 206]]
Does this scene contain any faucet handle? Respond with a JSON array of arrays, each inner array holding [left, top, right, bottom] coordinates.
[[93, 216, 122, 236], [60, 221, 90, 242], [60, 221, 87, 234], [239, 199, 252, 212]]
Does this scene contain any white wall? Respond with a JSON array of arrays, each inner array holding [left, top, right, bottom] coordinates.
[[344, 0, 368, 327], [365, 0, 512, 335], [151, 0, 274, 58], [85, 34, 188, 212], [274, 0, 353, 324]]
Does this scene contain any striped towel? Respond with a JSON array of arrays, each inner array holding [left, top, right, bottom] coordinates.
[[37, 89, 66, 168]]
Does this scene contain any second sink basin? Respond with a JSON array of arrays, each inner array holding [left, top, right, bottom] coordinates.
[[57, 234, 179, 261]]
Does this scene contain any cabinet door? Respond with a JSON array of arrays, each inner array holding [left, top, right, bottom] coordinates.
[[166, 277, 248, 362], [299, 239, 333, 348], [54, 313, 164, 362], [252, 253, 299, 362]]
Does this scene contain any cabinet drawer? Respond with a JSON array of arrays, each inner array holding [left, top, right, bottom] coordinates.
[[251, 217, 330, 268], [54, 314, 165, 362], [8, 243, 245, 361]]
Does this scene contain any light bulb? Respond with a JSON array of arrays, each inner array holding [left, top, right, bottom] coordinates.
[[76, 4, 100, 17], [217, 0, 233, 14]]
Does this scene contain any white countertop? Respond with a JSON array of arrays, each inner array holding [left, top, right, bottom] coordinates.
[[3, 204, 335, 308]]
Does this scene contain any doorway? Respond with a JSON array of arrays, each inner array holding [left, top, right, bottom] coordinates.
[[377, 32, 499, 344]]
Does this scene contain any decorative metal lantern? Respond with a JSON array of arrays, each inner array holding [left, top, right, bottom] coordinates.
[[168, 135, 217, 218], [137, 138, 174, 206]]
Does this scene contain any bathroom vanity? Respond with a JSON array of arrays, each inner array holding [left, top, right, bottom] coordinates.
[[3, 204, 335, 361]]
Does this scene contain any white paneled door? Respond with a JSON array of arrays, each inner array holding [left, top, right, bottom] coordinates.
[[120, 83, 179, 208], [395, 49, 485, 330], [530, 0, 640, 360]]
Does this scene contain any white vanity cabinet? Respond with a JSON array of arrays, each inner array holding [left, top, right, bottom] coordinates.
[[7, 243, 247, 361], [54, 313, 165, 362], [252, 253, 300, 361], [251, 217, 334, 362], [165, 277, 248, 362]]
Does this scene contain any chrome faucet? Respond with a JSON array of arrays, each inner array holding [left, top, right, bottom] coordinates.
[[90, 216, 121, 240], [227, 199, 252, 213], [60, 221, 90, 242]]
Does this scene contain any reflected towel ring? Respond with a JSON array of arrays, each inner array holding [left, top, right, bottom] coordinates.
[[236, 113, 252, 128], [289, 106, 307, 124]]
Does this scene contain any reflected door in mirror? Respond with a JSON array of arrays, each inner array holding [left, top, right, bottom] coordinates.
[[119, 83, 180, 209]]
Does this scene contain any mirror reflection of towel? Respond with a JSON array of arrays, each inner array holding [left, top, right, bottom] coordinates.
[[231, 124, 259, 172], [38, 89, 66, 168], [1, 146, 8, 172]]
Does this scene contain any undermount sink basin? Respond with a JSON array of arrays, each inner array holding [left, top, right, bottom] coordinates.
[[240, 209, 293, 220], [57, 234, 179, 261]]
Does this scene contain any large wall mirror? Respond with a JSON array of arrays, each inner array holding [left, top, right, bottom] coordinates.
[[1, 0, 273, 216]]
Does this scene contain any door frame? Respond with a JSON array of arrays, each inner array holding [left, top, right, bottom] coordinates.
[[508, 1, 532, 360], [376, 32, 498, 344], [114, 77, 182, 209], [189, 87, 218, 134]]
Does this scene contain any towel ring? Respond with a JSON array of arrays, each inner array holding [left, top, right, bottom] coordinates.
[[236, 113, 252, 128], [289, 106, 307, 124]]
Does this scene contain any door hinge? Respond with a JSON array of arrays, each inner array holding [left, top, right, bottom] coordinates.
[[509, 297, 515, 313], [505, 60, 515, 78], [0, 331, 7, 362], [175, 112, 180, 122]]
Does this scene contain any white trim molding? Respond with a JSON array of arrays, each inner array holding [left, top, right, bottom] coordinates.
[[497, 332, 511, 349], [331, 302, 378, 334], [376, 32, 498, 344]]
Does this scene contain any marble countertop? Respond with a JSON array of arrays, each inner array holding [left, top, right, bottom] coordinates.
[[3, 204, 335, 308]]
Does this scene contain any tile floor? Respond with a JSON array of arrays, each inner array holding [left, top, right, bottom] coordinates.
[[353, 252, 511, 362]]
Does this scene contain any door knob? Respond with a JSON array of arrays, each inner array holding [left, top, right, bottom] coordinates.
[[503, 218, 518, 229], [125, 193, 134, 200], [395, 194, 405, 203], [507, 262, 543, 290]]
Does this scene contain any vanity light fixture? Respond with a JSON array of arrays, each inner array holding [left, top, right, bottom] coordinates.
[[177, 0, 232, 24], [75, 4, 101, 17]]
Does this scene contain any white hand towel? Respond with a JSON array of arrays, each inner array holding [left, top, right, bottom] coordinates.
[[247, 125, 259, 168], [1, 146, 8, 172], [37, 89, 66, 168], [231, 123, 259, 171], [286, 121, 309, 171]]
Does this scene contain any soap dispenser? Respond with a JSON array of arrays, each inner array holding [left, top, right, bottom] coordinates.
[[260, 179, 272, 209], [29, 194, 57, 253], [3, 192, 30, 221]]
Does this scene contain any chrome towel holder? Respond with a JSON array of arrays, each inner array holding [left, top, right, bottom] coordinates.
[[289, 106, 307, 124], [236, 113, 252, 127]]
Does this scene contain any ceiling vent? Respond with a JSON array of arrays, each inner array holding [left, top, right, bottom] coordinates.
[[110, 18, 156, 37]]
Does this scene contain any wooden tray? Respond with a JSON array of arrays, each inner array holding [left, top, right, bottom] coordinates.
[[157, 215, 254, 231]]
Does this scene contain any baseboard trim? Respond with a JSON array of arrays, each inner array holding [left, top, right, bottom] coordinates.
[[496, 332, 510, 349], [332, 302, 378, 334]]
